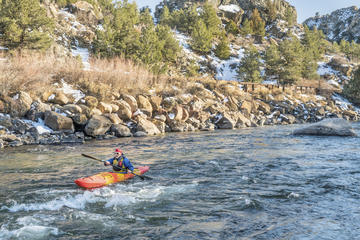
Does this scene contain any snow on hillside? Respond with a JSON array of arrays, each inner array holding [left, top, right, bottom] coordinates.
[[213, 47, 245, 81]]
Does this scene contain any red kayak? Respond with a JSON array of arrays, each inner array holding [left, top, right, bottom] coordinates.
[[74, 166, 150, 189]]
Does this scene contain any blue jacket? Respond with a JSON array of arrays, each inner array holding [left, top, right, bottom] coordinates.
[[106, 154, 134, 172]]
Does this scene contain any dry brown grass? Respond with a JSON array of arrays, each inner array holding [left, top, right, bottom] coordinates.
[[0, 52, 60, 97], [0, 53, 172, 101]]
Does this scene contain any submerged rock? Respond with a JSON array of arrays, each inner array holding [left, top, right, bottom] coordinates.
[[293, 118, 357, 136]]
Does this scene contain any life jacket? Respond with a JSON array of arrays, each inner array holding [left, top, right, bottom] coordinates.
[[113, 155, 127, 172]]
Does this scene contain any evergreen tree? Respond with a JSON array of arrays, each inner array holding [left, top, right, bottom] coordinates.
[[200, 3, 221, 37], [215, 33, 231, 60], [139, 26, 163, 72], [225, 20, 238, 35], [0, 0, 54, 50], [250, 9, 265, 38], [237, 45, 262, 82], [140, 7, 154, 28], [190, 19, 212, 54], [278, 37, 304, 84], [156, 25, 180, 63], [264, 42, 281, 80], [240, 18, 252, 36], [158, 5, 171, 26], [343, 67, 360, 104], [301, 26, 325, 79], [285, 7, 296, 27]]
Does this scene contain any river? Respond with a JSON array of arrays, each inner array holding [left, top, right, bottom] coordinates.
[[1, 122, 360, 239]]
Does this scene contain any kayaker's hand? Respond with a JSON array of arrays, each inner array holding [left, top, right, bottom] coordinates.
[[104, 161, 110, 166]]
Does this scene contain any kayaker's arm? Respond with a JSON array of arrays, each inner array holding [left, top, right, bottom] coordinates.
[[104, 158, 114, 166], [123, 157, 134, 172]]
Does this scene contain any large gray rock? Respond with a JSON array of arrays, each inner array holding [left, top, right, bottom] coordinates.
[[84, 115, 112, 137], [111, 124, 132, 137], [136, 117, 161, 135], [293, 118, 357, 136], [44, 111, 74, 132]]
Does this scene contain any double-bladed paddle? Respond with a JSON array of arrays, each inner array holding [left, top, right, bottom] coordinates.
[[81, 153, 152, 180]]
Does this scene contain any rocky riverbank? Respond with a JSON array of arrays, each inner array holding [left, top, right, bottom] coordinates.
[[0, 79, 359, 148]]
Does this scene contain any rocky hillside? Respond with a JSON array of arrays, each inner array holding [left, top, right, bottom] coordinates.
[[155, 0, 297, 24], [304, 6, 360, 43]]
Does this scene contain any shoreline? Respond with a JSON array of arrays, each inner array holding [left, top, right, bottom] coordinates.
[[1, 80, 359, 149]]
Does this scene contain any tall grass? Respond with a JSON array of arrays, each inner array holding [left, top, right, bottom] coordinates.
[[0, 53, 60, 96], [0, 53, 170, 101]]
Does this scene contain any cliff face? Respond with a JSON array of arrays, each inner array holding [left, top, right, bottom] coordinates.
[[155, 0, 297, 24], [304, 6, 360, 43]]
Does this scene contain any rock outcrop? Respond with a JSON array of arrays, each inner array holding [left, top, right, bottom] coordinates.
[[293, 118, 357, 136]]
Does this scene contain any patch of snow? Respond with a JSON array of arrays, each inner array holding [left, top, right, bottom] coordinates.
[[168, 113, 175, 120], [218, 4, 241, 13], [133, 109, 143, 117], [332, 93, 359, 112], [317, 61, 339, 76], [214, 47, 245, 81], [0, 46, 8, 50], [58, 79, 85, 103], [24, 119, 53, 135], [71, 47, 91, 70]]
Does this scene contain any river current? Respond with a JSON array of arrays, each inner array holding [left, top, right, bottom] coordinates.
[[0, 122, 360, 240]]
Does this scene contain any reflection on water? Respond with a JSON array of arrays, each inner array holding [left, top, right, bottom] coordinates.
[[0, 123, 360, 239]]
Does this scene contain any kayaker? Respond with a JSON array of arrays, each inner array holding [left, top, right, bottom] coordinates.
[[104, 148, 135, 173]]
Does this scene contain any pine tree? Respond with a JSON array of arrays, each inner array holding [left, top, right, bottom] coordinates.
[[190, 19, 212, 54], [264, 42, 281, 80], [200, 3, 221, 37], [158, 5, 171, 26], [225, 20, 239, 35], [215, 33, 231, 60], [0, 0, 54, 50], [301, 26, 325, 79], [240, 18, 252, 36], [285, 7, 296, 27], [140, 7, 154, 28], [343, 67, 360, 104], [278, 37, 304, 84], [139, 26, 163, 72], [250, 9, 265, 38], [237, 45, 262, 83], [156, 25, 180, 63]]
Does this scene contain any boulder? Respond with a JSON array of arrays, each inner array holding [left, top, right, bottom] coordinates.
[[44, 111, 74, 132], [136, 117, 161, 135], [70, 1, 103, 27], [10, 91, 33, 118], [84, 115, 112, 137], [98, 102, 112, 114], [293, 118, 357, 136], [111, 124, 132, 137], [151, 119, 166, 133], [150, 95, 162, 111], [115, 100, 132, 120], [216, 113, 236, 129], [104, 113, 122, 124], [122, 94, 137, 112], [52, 91, 69, 105], [26, 100, 51, 121], [84, 96, 98, 109], [63, 104, 82, 115], [137, 95, 153, 114]]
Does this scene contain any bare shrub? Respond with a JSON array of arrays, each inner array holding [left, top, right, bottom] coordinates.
[[0, 53, 59, 96]]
